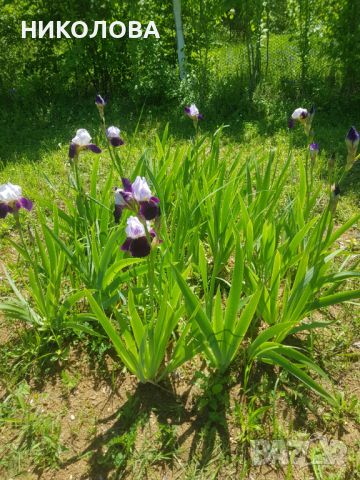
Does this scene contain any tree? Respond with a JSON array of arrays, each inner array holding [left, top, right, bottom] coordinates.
[[173, 0, 186, 80]]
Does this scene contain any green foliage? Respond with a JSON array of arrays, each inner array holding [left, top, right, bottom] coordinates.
[[1, 0, 359, 110], [2, 94, 359, 409], [0, 382, 64, 472]]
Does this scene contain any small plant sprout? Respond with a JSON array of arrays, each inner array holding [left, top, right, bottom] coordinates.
[[309, 142, 319, 162], [106, 126, 124, 147], [0, 183, 33, 219], [68, 128, 102, 160], [121, 216, 157, 258], [345, 126, 359, 170], [113, 176, 161, 223]]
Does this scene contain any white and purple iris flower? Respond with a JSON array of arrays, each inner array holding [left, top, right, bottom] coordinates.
[[288, 105, 315, 136], [114, 176, 160, 223], [68, 129, 102, 159], [95, 94, 106, 107], [95, 94, 106, 118], [309, 143, 319, 161], [106, 126, 124, 147], [345, 126, 359, 170], [184, 103, 203, 121], [121, 216, 157, 258], [0, 183, 33, 219]]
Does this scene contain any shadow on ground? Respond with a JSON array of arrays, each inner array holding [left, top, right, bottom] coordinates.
[[60, 377, 231, 479]]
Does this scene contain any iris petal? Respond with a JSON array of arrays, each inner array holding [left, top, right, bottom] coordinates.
[[129, 236, 151, 257], [122, 178, 133, 192], [87, 144, 102, 154], [121, 238, 132, 251], [19, 197, 33, 211], [110, 137, 124, 147], [0, 204, 10, 218], [139, 199, 161, 220], [69, 142, 77, 159], [114, 204, 124, 224]]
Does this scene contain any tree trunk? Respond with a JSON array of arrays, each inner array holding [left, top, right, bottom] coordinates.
[[173, 0, 186, 80]]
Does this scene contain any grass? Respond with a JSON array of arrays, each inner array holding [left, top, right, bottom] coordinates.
[[1, 42, 360, 479]]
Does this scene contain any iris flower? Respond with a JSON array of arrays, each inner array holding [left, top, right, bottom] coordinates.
[[68, 129, 102, 159], [345, 126, 359, 170], [114, 176, 160, 223], [309, 143, 319, 162], [0, 183, 33, 219], [184, 104, 203, 121], [95, 94, 106, 119], [289, 105, 315, 136], [95, 94, 106, 107], [106, 126, 124, 147], [121, 216, 157, 258]]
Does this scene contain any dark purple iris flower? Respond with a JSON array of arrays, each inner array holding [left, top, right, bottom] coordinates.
[[346, 126, 360, 146], [68, 129, 102, 159], [95, 94, 106, 107], [120, 216, 158, 258], [139, 197, 160, 220], [184, 104, 203, 121], [106, 126, 124, 147], [0, 183, 33, 219], [345, 126, 359, 170], [114, 176, 160, 223], [309, 142, 319, 161], [289, 106, 315, 136]]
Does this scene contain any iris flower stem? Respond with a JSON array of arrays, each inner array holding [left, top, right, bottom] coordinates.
[[71, 157, 94, 227], [14, 211, 31, 264], [101, 116, 124, 178], [305, 151, 310, 214], [144, 222, 156, 314], [107, 137, 124, 178], [308, 160, 315, 215], [337, 169, 347, 188], [72, 157, 82, 193]]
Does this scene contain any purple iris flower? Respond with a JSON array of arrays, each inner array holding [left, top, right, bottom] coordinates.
[[309, 143, 319, 161], [291, 107, 309, 121], [106, 126, 124, 147], [346, 126, 359, 148], [184, 103, 204, 121], [95, 94, 106, 119], [0, 183, 33, 219], [289, 106, 315, 136], [345, 126, 359, 170], [121, 216, 157, 258], [68, 129, 102, 159], [114, 185, 133, 224], [113, 176, 160, 223], [95, 94, 106, 107]]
